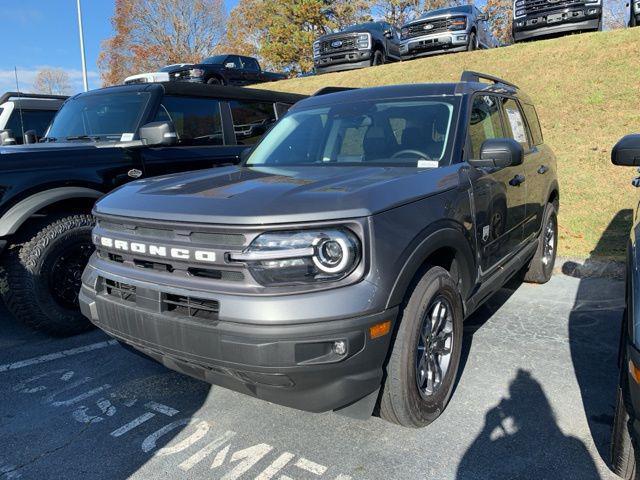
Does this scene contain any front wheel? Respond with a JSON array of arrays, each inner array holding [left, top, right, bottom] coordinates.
[[467, 32, 477, 51], [611, 383, 639, 479], [0, 214, 95, 335], [522, 203, 557, 284], [371, 50, 384, 66], [380, 266, 463, 427], [206, 77, 224, 85]]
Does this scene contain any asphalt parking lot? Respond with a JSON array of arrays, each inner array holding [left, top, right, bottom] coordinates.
[[0, 273, 624, 480]]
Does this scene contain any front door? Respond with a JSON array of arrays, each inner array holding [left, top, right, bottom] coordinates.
[[468, 94, 527, 273], [140, 95, 243, 178]]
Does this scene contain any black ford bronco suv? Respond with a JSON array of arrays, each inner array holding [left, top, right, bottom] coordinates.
[[0, 82, 304, 335], [313, 21, 401, 74], [80, 72, 559, 427]]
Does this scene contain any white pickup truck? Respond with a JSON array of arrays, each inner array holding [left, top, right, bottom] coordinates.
[[0, 92, 67, 144]]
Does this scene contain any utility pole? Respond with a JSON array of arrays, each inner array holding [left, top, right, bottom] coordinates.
[[76, 0, 89, 92]]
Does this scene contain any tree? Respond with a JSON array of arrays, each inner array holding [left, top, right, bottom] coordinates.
[[604, 0, 626, 29], [484, 0, 513, 45], [98, 0, 227, 86], [33, 68, 71, 95], [374, 0, 422, 26]]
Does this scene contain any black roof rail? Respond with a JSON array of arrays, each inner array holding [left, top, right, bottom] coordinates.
[[0, 92, 69, 104], [460, 71, 518, 89], [313, 86, 358, 96]]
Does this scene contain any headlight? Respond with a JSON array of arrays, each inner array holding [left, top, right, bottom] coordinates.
[[401, 27, 409, 39], [230, 228, 361, 286], [515, 0, 524, 6], [357, 33, 370, 49], [313, 41, 320, 57], [449, 17, 467, 30], [189, 68, 204, 77]]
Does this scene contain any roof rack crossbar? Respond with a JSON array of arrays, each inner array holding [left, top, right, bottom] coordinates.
[[313, 86, 358, 96], [460, 71, 518, 89], [0, 92, 69, 104]]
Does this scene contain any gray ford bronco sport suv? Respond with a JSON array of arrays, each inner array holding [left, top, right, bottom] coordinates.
[[80, 71, 559, 427]]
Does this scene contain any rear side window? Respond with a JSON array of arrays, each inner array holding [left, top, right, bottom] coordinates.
[[468, 95, 504, 158], [155, 96, 223, 146], [230, 101, 276, 145], [521, 103, 543, 146], [502, 98, 530, 150]]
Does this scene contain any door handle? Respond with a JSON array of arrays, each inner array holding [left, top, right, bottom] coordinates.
[[537, 165, 548, 175], [509, 174, 525, 187]]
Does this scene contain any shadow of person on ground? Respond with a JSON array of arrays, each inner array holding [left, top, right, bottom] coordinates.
[[456, 369, 600, 479], [564, 209, 631, 465]]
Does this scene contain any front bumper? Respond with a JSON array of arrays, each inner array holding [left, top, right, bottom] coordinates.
[[79, 257, 397, 413], [512, 6, 601, 42], [400, 32, 469, 60], [314, 51, 372, 74]]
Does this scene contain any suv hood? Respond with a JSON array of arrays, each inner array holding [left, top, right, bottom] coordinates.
[[95, 164, 461, 225]]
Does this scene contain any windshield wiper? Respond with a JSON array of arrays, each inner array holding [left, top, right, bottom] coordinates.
[[65, 135, 102, 142]]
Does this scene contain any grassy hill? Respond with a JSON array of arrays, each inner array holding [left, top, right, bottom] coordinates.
[[256, 28, 640, 260]]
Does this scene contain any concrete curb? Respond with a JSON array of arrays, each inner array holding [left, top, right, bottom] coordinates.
[[555, 256, 625, 280]]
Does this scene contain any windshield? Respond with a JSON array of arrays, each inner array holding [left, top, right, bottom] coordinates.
[[246, 98, 457, 167], [46, 92, 151, 141], [202, 55, 228, 65], [343, 22, 378, 32], [422, 5, 472, 17]]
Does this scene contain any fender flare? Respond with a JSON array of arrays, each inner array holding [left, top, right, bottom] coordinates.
[[0, 187, 102, 237], [386, 226, 477, 310]]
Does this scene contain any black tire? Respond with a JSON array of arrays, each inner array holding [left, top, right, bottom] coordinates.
[[522, 203, 557, 284], [380, 266, 464, 427], [631, 16, 638, 28], [0, 214, 95, 335], [371, 50, 384, 66], [206, 77, 224, 85], [467, 32, 477, 51], [611, 382, 639, 479]]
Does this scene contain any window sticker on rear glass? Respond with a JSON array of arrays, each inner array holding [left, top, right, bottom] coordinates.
[[505, 108, 528, 144]]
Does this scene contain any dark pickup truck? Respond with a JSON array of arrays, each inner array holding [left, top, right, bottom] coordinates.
[[512, 0, 602, 42], [0, 81, 304, 335], [80, 72, 559, 426], [124, 55, 287, 87]]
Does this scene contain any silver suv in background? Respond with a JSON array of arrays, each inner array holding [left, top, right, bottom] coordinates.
[[400, 5, 497, 60]]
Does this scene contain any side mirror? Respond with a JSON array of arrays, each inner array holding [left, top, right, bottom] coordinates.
[[139, 121, 178, 147], [469, 138, 524, 168], [479, 13, 489, 21], [612, 134, 640, 166], [23, 130, 38, 144], [384, 29, 393, 38], [0, 129, 16, 146], [225, 62, 236, 69]]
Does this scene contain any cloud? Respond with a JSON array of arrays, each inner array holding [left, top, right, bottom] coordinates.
[[0, 66, 100, 96]]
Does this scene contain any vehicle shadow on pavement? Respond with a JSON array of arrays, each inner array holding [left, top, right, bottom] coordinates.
[[0, 304, 211, 480], [455, 369, 600, 479], [563, 209, 631, 467]]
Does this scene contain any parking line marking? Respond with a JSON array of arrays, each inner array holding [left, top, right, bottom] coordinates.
[[111, 412, 156, 437], [52, 384, 112, 407], [145, 401, 179, 417], [179, 431, 236, 471], [295, 458, 327, 476], [0, 340, 118, 373]]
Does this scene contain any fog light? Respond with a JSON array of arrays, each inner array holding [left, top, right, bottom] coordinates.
[[588, 8, 597, 13], [456, 35, 467, 41], [333, 340, 347, 355]]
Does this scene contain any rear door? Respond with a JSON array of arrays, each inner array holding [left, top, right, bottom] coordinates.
[[140, 95, 245, 178], [468, 94, 527, 272], [240, 57, 262, 84], [222, 56, 245, 85]]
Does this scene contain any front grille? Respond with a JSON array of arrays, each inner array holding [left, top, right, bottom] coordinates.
[[405, 18, 451, 38], [523, 0, 585, 15], [105, 279, 136, 303], [163, 294, 219, 320], [319, 34, 359, 54]]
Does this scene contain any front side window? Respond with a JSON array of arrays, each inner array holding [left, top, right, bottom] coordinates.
[[246, 98, 458, 167], [241, 57, 260, 71], [502, 98, 530, 150], [230, 101, 276, 145], [47, 92, 150, 141], [155, 96, 223, 146], [225, 56, 242, 69], [468, 95, 504, 158]]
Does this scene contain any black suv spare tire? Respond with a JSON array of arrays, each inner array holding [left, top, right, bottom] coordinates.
[[0, 214, 95, 335]]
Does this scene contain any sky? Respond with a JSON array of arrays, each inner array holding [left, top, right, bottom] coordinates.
[[0, 0, 238, 95]]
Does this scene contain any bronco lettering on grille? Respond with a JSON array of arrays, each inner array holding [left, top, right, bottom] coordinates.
[[98, 236, 217, 263]]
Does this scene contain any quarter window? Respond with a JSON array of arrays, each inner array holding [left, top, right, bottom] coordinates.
[[502, 98, 530, 149], [230, 101, 277, 145], [521, 103, 543, 146], [155, 96, 223, 146], [468, 95, 504, 158]]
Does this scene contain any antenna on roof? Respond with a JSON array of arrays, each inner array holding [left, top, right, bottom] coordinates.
[[13, 67, 25, 142]]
